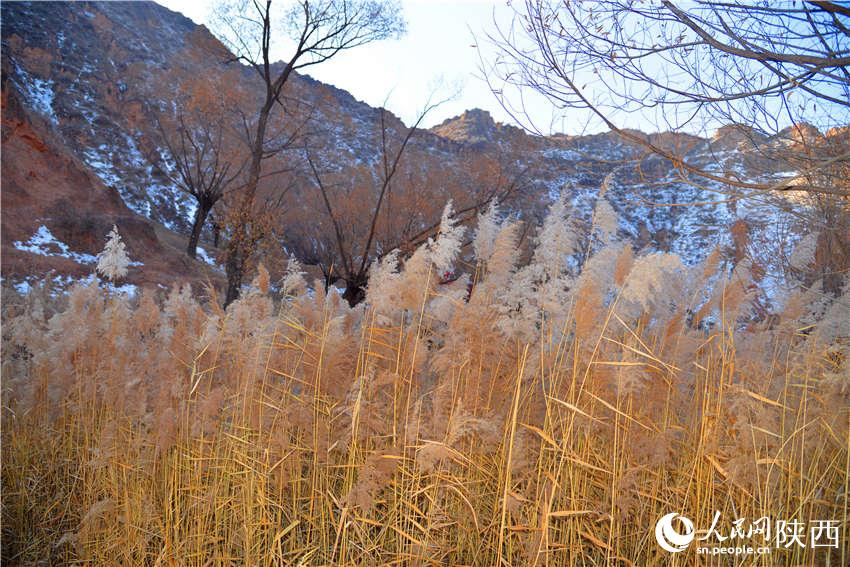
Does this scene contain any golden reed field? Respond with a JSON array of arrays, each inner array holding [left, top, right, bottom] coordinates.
[[2, 201, 848, 565]]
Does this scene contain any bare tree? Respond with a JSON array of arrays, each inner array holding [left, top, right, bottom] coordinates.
[[485, 0, 850, 196], [149, 103, 247, 259], [212, 0, 405, 306], [121, 31, 253, 261], [291, 103, 526, 305]]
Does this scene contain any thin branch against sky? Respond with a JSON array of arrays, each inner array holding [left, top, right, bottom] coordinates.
[[158, 0, 606, 133], [158, 0, 848, 137]]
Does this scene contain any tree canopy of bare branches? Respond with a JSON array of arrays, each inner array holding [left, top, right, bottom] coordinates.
[[211, 0, 405, 306], [486, 0, 850, 196], [147, 73, 249, 259], [284, 97, 526, 305]]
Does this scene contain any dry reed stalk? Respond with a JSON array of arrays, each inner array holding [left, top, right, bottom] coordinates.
[[2, 202, 848, 565]]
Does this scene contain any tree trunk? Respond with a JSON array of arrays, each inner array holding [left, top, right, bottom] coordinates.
[[223, 100, 273, 307], [342, 273, 368, 307], [187, 201, 213, 259], [212, 218, 221, 248], [224, 240, 244, 308]]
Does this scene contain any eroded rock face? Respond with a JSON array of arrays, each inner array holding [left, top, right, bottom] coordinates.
[[2, 1, 839, 294]]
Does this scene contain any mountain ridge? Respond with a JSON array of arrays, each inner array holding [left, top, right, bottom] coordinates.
[[1, 0, 816, 295]]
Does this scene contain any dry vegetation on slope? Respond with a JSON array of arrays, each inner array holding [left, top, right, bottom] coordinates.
[[2, 199, 849, 565]]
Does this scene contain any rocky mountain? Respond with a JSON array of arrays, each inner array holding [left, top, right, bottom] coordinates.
[[0, 0, 825, 296]]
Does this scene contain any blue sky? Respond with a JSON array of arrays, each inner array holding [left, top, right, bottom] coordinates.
[[158, 0, 568, 132]]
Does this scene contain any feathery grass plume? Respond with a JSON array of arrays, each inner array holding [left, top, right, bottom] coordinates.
[[96, 225, 130, 281], [414, 441, 454, 474], [496, 194, 578, 339], [815, 284, 850, 345], [614, 358, 648, 397], [3, 284, 53, 371], [163, 283, 197, 321], [775, 285, 815, 333], [159, 283, 208, 374], [365, 249, 401, 322], [395, 243, 434, 313], [153, 405, 178, 456], [100, 296, 133, 392], [574, 281, 604, 339], [609, 468, 641, 519], [504, 490, 527, 518], [675, 248, 714, 320], [819, 365, 850, 440], [162, 283, 204, 338], [224, 262, 276, 341], [576, 243, 622, 297], [252, 262, 271, 295], [428, 199, 466, 275], [225, 287, 275, 343], [573, 236, 622, 343], [368, 201, 466, 322], [700, 246, 722, 282], [789, 231, 819, 271], [721, 257, 759, 322], [730, 218, 750, 263], [345, 451, 400, 512], [787, 278, 832, 327], [192, 386, 227, 438], [280, 255, 307, 297], [590, 196, 618, 245], [134, 290, 161, 339], [428, 274, 469, 324], [45, 279, 105, 363], [335, 367, 398, 445], [508, 427, 538, 480], [479, 220, 520, 291], [445, 405, 501, 449], [721, 385, 781, 493], [612, 243, 634, 287], [87, 421, 118, 470], [77, 498, 117, 546], [531, 192, 578, 275], [431, 246, 510, 389], [618, 252, 686, 319], [630, 427, 679, 468], [686, 245, 723, 316], [458, 216, 521, 370], [473, 199, 501, 264], [380, 201, 466, 322]]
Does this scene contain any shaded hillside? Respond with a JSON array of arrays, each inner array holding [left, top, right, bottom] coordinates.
[[1, 62, 220, 293]]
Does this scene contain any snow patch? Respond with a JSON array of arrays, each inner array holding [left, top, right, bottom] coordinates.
[[81, 134, 195, 232], [13, 280, 32, 294], [13, 226, 97, 264], [6, 274, 138, 297], [13, 225, 143, 267], [543, 148, 584, 162], [105, 282, 139, 296], [196, 247, 220, 268], [83, 148, 122, 187], [16, 68, 58, 124]]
